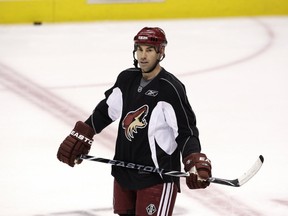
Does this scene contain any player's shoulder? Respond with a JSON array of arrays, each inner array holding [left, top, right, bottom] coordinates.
[[159, 68, 186, 92], [117, 67, 141, 81]]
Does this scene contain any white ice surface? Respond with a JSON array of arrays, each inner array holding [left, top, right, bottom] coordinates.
[[0, 17, 287, 216]]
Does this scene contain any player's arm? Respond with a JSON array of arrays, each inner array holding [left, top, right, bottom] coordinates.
[[57, 78, 123, 167], [162, 80, 212, 189]]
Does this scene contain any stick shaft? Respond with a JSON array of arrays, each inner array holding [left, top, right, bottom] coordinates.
[[80, 154, 264, 187]]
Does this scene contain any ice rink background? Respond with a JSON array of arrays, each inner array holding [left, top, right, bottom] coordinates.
[[0, 16, 287, 215]]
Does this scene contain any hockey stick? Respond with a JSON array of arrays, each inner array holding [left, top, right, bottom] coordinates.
[[79, 154, 264, 187]]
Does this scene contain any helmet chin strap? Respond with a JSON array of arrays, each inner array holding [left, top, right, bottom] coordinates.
[[133, 50, 139, 68]]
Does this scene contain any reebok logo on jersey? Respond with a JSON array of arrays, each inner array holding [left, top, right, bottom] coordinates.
[[122, 105, 149, 141], [145, 90, 158, 97]]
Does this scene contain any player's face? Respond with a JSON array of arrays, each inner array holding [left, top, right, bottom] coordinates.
[[136, 45, 161, 73]]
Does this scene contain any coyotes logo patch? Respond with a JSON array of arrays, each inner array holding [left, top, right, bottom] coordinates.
[[122, 105, 149, 141]]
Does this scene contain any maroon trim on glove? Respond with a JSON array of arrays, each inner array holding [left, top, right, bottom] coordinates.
[[186, 173, 210, 189]]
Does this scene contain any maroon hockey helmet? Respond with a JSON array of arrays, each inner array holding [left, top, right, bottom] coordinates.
[[134, 27, 168, 51]]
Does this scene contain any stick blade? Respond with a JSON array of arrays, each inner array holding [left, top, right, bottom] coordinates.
[[237, 155, 264, 186], [210, 155, 264, 187]]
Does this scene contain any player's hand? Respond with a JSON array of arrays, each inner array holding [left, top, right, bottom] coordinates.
[[57, 121, 95, 167], [183, 153, 212, 189]]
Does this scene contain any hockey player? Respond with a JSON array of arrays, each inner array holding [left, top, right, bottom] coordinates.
[[57, 27, 212, 216]]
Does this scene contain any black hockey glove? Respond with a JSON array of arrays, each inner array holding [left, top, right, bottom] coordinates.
[[57, 121, 95, 167], [183, 153, 212, 189]]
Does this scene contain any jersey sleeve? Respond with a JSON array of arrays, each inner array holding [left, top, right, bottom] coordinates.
[[85, 75, 124, 133], [160, 77, 201, 158]]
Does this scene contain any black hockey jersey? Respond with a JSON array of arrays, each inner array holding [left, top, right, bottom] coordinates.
[[85, 67, 201, 190]]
